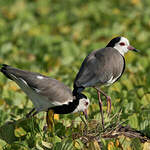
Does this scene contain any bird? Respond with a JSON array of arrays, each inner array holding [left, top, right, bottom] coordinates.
[[73, 36, 139, 128], [0, 64, 90, 131]]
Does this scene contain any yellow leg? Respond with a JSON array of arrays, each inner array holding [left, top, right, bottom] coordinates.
[[46, 109, 54, 132]]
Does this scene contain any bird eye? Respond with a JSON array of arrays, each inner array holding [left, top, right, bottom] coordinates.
[[119, 42, 125, 46], [85, 102, 88, 106]]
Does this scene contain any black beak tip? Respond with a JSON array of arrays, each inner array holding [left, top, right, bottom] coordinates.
[[128, 45, 140, 53], [133, 48, 140, 53]]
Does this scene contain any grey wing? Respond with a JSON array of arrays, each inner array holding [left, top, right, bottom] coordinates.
[[32, 78, 74, 105], [74, 49, 110, 88], [1, 65, 73, 105], [74, 47, 125, 88]]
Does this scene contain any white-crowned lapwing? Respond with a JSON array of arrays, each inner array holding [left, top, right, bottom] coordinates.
[[73, 36, 139, 128], [1, 64, 90, 131]]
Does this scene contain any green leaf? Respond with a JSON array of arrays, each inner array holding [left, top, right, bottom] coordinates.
[[128, 113, 139, 129], [0, 122, 18, 144], [14, 127, 27, 137]]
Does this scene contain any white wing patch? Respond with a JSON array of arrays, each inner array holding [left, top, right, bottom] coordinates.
[[106, 76, 119, 86], [52, 98, 74, 106], [37, 76, 44, 79]]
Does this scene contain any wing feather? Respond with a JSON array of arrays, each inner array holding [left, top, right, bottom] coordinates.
[[74, 47, 125, 88], [1, 65, 73, 106]]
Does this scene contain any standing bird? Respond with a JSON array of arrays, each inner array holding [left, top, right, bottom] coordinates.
[[73, 36, 139, 128], [1, 64, 90, 131]]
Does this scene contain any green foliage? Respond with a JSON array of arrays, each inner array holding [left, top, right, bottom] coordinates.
[[0, 0, 150, 149]]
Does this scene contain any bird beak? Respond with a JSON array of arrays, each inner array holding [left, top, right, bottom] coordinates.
[[127, 45, 140, 52], [83, 109, 88, 119]]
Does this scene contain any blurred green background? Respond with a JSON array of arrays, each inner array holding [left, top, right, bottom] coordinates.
[[0, 0, 150, 149]]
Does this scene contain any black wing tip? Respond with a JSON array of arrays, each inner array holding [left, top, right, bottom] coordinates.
[[0, 64, 12, 80], [2, 64, 9, 67], [1, 64, 9, 71]]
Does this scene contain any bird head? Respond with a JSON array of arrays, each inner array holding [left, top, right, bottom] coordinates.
[[106, 36, 139, 56], [73, 93, 90, 119]]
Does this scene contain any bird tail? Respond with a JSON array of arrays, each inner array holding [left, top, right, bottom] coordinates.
[[0, 64, 13, 80], [73, 84, 84, 96]]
